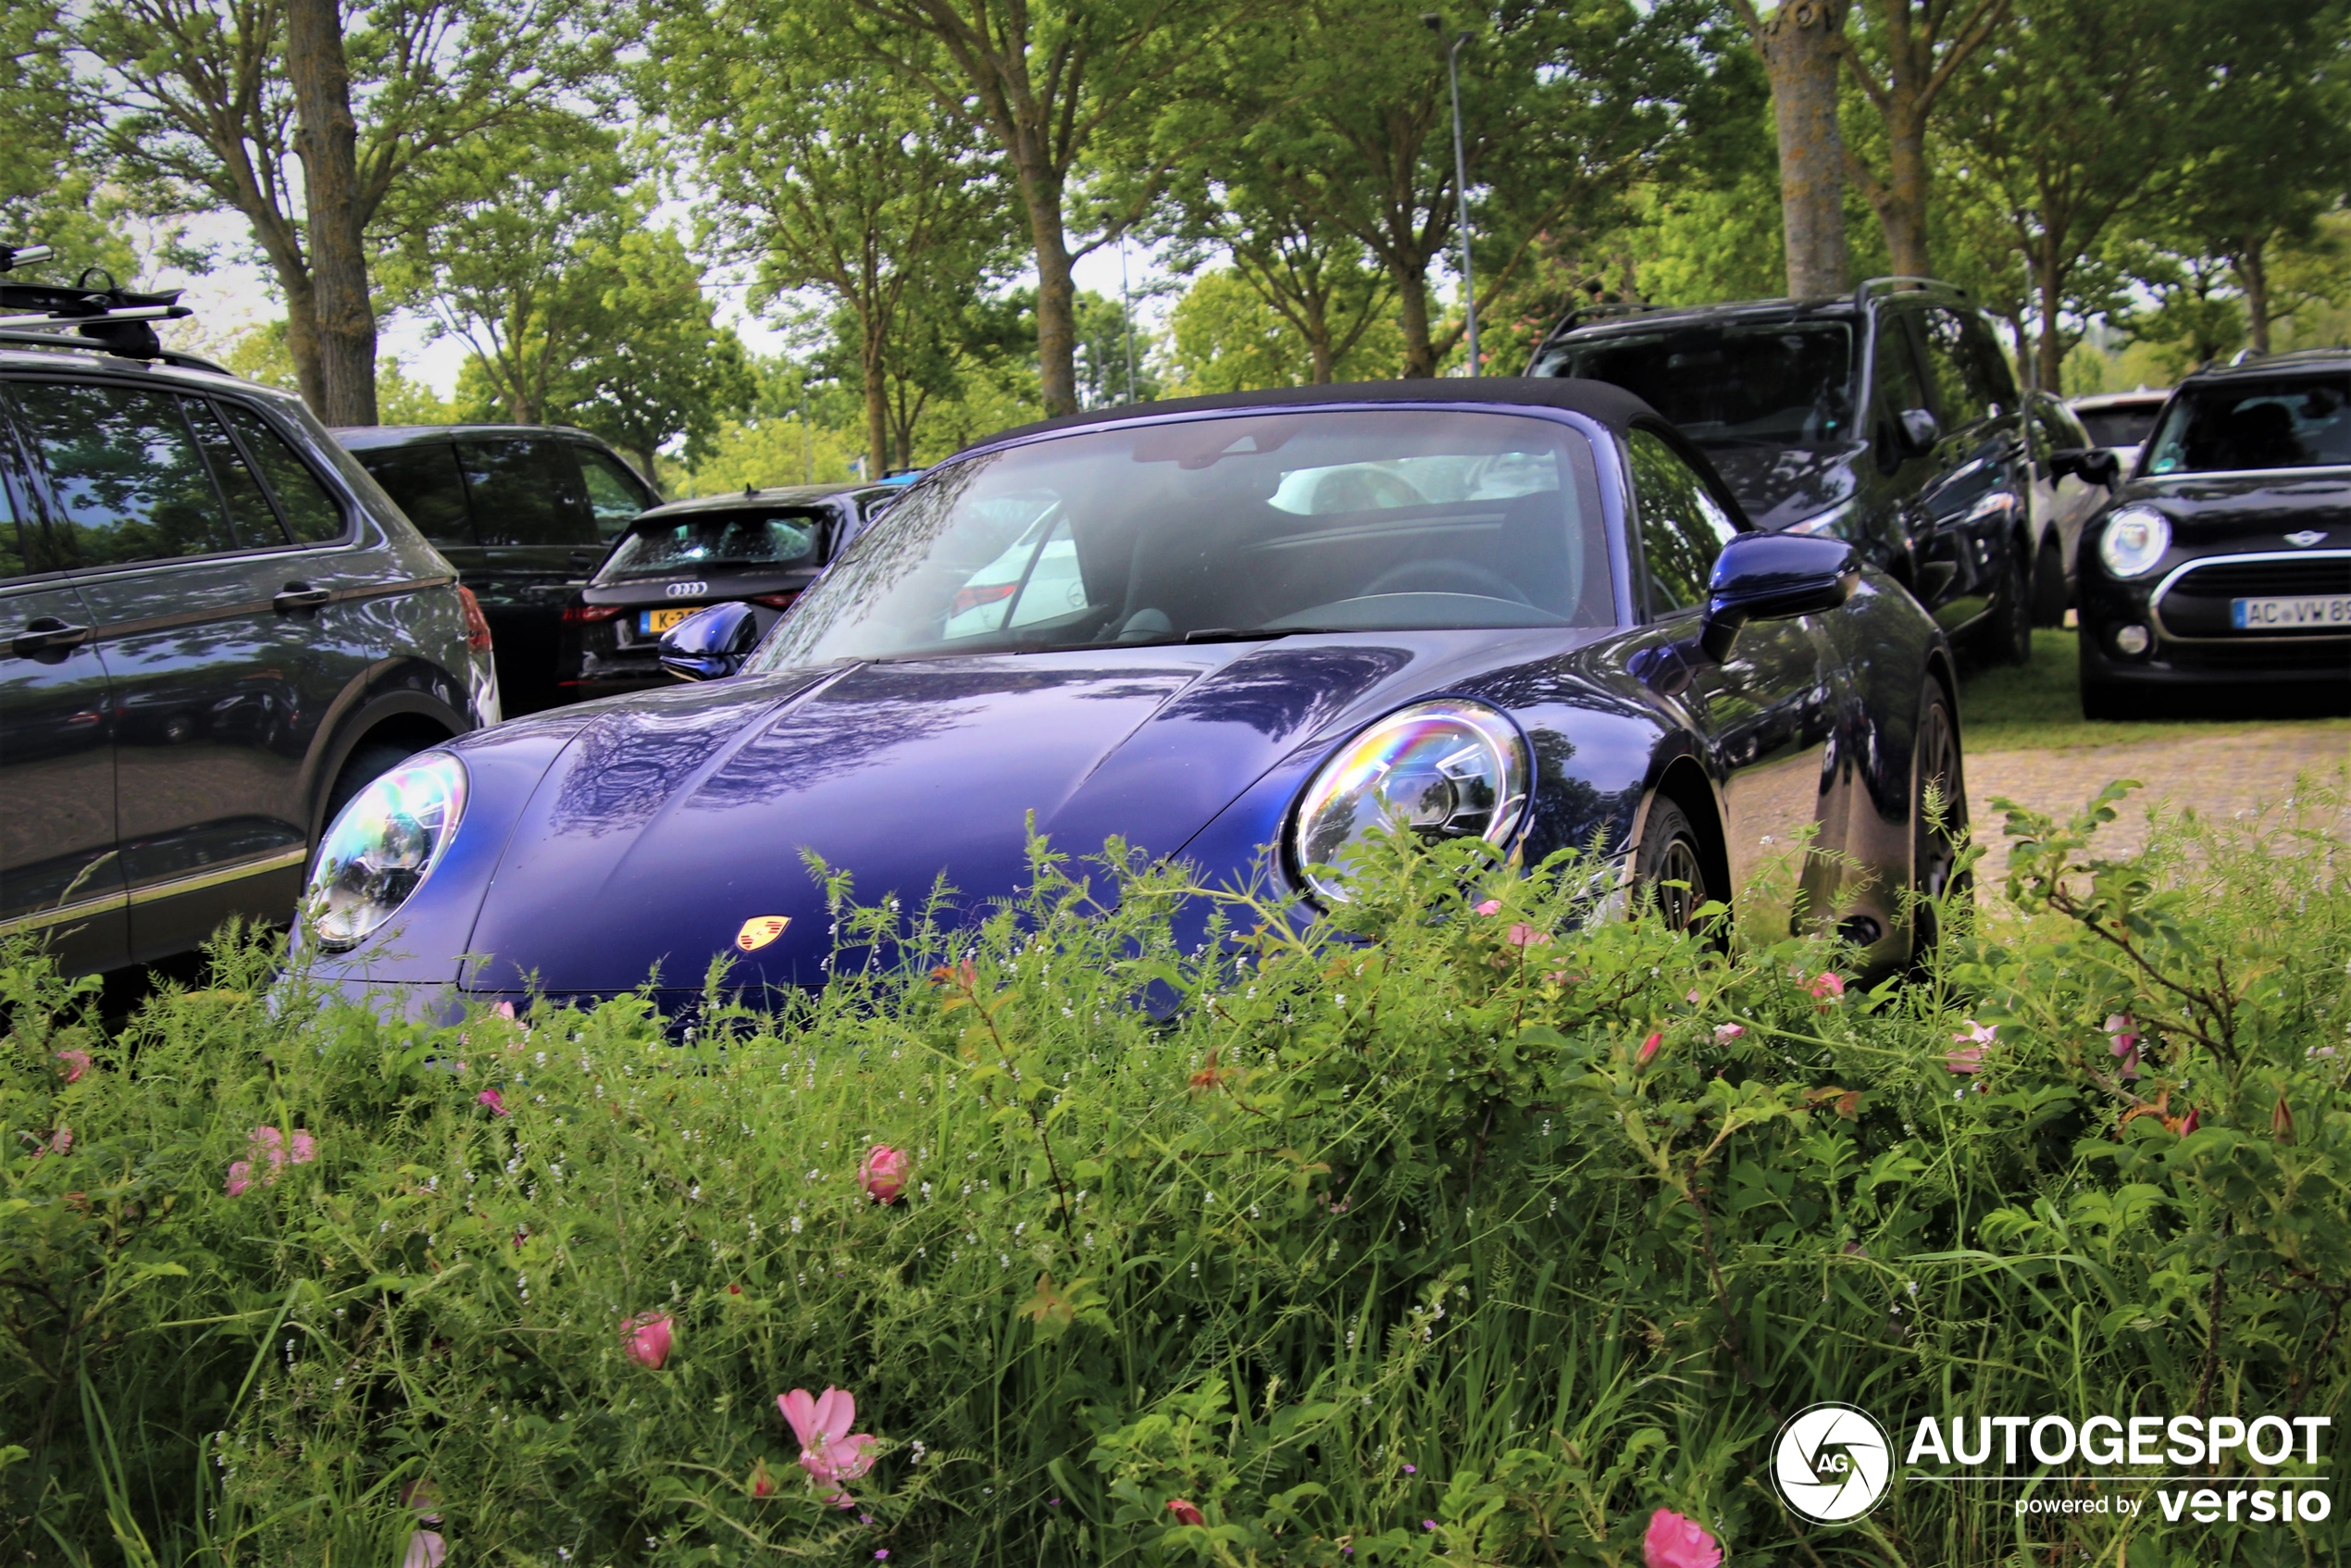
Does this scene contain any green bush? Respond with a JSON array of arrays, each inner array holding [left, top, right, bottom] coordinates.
[[3, 776, 2346, 1566]]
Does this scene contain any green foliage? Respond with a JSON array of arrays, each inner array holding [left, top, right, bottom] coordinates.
[[6, 785, 2350, 1563]]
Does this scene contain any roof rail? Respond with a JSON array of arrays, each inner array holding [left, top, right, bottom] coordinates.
[[0, 245, 196, 361], [1853, 275, 1968, 305], [1535, 298, 1666, 348]]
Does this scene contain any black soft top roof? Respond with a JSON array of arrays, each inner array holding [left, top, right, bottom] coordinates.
[[968, 376, 1666, 455]]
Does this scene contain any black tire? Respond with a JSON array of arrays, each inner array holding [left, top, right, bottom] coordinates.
[[322, 739, 420, 832], [1983, 536, 2034, 665], [1910, 681, 1969, 956], [2029, 534, 2069, 628], [1634, 796, 1711, 933]]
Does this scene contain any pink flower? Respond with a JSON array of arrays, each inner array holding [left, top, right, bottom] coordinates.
[[54, 1050, 90, 1083], [2178, 1109, 2199, 1136], [402, 1530, 447, 1568], [477, 1089, 508, 1117], [1955, 1019, 1996, 1048], [1166, 1499, 1205, 1526], [1808, 971, 1846, 1002], [625, 1312, 674, 1370], [1474, 899, 1502, 916], [860, 1145, 909, 1204], [1636, 1031, 1663, 1066], [1505, 923, 1549, 948], [226, 1160, 252, 1197], [38, 1124, 71, 1157], [494, 1000, 517, 1021], [1712, 1024, 1744, 1044], [2105, 1014, 2142, 1078], [751, 1459, 777, 1498], [1943, 1046, 1984, 1074], [289, 1130, 317, 1164], [779, 1387, 878, 1505], [251, 1125, 283, 1161], [1643, 1507, 1723, 1568], [1686, 989, 1702, 1006]]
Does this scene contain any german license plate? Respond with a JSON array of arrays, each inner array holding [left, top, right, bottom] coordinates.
[[2231, 594, 2351, 630], [640, 606, 697, 636]]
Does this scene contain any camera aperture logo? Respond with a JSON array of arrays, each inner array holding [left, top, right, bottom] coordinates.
[[1773, 1402, 1894, 1523]]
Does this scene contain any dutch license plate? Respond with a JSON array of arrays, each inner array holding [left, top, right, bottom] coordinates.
[[640, 606, 697, 636], [2230, 595, 2351, 630]]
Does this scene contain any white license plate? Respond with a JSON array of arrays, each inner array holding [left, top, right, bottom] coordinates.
[[2231, 594, 2351, 630]]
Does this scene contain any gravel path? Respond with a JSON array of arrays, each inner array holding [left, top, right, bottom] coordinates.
[[1965, 725, 2351, 881]]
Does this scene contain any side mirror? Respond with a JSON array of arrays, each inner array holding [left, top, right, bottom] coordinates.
[[1897, 406, 1940, 454], [658, 601, 760, 681], [1698, 532, 1860, 663], [2048, 446, 2121, 488]]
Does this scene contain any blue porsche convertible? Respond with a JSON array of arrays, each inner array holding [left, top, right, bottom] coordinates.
[[300, 380, 1966, 1009]]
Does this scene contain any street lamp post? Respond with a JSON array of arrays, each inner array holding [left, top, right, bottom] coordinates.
[[1425, 16, 1477, 376]]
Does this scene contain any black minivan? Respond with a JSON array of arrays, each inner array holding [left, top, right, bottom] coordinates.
[[336, 425, 656, 714]]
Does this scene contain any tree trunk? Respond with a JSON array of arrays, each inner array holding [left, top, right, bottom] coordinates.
[[284, 0, 378, 426], [861, 315, 890, 483], [1876, 107, 1932, 277], [1394, 259, 1437, 379], [1749, 2, 1850, 297], [2236, 233, 2271, 355], [280, 271, 328, 416], [2033, 237, 2065, 392], [1012, 161, 1080, 418]]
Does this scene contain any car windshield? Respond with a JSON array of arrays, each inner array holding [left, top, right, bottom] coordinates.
[[745, 408, 1611, 670], [598, 508, 825, 581], [2143, 375, 2351, 475], [1544, 322, 1857, 446], [2076, 404, 2163, 451]]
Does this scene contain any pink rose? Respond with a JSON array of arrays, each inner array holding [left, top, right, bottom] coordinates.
[[859, 1145, 909, 1204], [1808, 971, 1846, 1002], [1166, 1498, 1205, 1526], [1643, 1507, 1722, 1568], [1636, 1031, 1662, 1066], [54, 1050, 91, 1083], [625, 1311, 674, 1369]]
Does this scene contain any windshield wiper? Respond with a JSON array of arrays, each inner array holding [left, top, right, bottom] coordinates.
[[1179, 627, 1299, 643]]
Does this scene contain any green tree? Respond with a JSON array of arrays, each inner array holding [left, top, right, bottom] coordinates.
[[1726, 0, 1851, 295], [65, 0, 603, 421], [0, 4, 142, 285], [555, 229, 757, 479], [1835, 0, 2011, 280]]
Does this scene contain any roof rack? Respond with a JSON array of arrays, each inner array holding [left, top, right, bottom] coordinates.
[[1853, 275, 1968, 305], [0, 243, 196, 361]]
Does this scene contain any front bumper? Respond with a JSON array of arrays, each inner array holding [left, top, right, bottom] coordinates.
[[2080, 547, 2351, 697]]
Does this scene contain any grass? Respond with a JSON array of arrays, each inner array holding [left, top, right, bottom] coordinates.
[[1957, 627, 2351, 751]]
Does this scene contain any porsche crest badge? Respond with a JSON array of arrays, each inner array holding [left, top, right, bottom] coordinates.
[[735, 915, 790, 952]]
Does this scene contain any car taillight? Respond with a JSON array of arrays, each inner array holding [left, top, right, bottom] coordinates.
[[950, 582, 1017, 616], [561, 604, 623, 625], [455, 585, 494, 652], [751, 592, 798, 609]]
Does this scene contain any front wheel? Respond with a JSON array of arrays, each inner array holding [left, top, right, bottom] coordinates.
[[2030, 535, 2069, 627], [1910, 681, 1970, 957], [1634, 796, 1712, 934], [1983, 537, 2034, 665]]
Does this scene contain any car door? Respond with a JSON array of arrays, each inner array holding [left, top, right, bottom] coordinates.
[[1628, 429, 1840, 939], [7, 377, 330, 961], [570, 441, 654, 540], [1910, 305, 2028, 637], [1864, 309, 1950, 610], [454, 432, 602, 715], [0, 422, 123, 972], [2030, 394, 2101, 588]]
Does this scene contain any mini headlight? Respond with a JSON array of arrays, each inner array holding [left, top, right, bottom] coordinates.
[[305, 752, 466, 951], [1289, 700, 1531, 902], [2096, 506, 2171, 579]]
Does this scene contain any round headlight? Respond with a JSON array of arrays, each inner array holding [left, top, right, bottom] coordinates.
[[1289, 700, 1531, 902], [2096, 506, 2171, 579], [305, 752, 466, 951]]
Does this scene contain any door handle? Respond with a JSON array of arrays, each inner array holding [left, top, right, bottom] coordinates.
[[9, 616, 92, 656], [273, 582, 333, 614]]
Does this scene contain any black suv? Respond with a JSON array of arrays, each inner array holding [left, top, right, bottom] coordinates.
[[1529, 278, 2044, 664], [0, 257, 499, 976], [2074, 348, 2351, 717], [335, 424, 656, 714]]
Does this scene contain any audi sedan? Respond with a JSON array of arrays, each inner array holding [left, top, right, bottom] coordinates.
[[297, 379, 1969, 1016]]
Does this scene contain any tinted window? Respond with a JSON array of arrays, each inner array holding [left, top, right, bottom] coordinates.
[[1872, 317, 1929, 419], [185, 402, 288, 547], [599, 508, 823, 582], [2143, 375, 2351, 475], [575, 446, 652, 537], [0, 456, 39, 580], [2076, 404, 2162, 450], [358, 442, 473, 546], [747, 410, 1611, 671], [224, 404, 344, 542], [1627, 429, 1736, 613], [1916, 308, 2007, 428], [1550, 322, 1857, 445], [12, 381, 248, 566], [457, 435, 592, 546]]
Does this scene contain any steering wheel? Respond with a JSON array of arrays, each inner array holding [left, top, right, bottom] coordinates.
[[1362, 560, 1532, 604]]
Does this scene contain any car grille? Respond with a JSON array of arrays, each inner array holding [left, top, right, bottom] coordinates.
[[2154, 552, 2351, 639]]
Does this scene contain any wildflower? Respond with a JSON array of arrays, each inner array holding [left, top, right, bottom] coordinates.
[[2105, 1014, 2142, 1078], [1505, 922, 1549, 948], [779, 1387, 877, 1506], [860, 1145, 909, 1204], [1636, 1031, 1662, 1067], [1165, 1499, 1205, 1526], [2274, 1095, 2295, 1145], [1402, 1464, 1417, 1475], [1943, 1021, 1988, 1074], [1712, 1024, 1744, 1045], [1643, 1508, 1723, 1568], [39, 1125, 70, 1156], [226, 1161, 252, 1196], [1808, 971, 1845, 1003], [53, 1049, 90, 1083], [1423, 1520, 1437, 1531], [624, 1312, 674, 1370], [402, 1530, 448, 1568], [751, 1459, 777, 1499], [478, 1089, 509, 1117], [1474, 898, 1502, 916]]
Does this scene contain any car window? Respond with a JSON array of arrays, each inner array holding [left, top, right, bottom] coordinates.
[[1626, 428, 1736, 614], [0, 457, 41, 580], [184, 402, 291, 548], [223, 404, 345, 542], [598, 508, 824, 582], [574, 446, 652, 538], [10, 380, 256, 566], [356, 442, 474, 546], [456, 435, 592, 547], [1549, 321, 1858, 446], [2076, 404, 2162, 451], [1872, 316, 1929, 420], [2143, 374, 2351, 474], [1916, 308, 1997, 428]]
